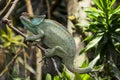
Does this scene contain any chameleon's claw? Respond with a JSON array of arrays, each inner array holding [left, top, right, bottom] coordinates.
[[44, 49, 53, 57], [39, 56, 46, 63]]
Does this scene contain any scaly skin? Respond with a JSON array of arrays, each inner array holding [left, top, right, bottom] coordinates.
[[20, 15, 99, 74]]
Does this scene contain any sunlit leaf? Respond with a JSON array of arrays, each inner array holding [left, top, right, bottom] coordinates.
[[80, 33, 103, 54], [110, 0, 116, 8], [111, 5, 120, 16], [74, 73, 82, 80], [68, 15, 76, 20], [53, 76, 60, 80], [2, 34, 9, 40], [6, 25, 13, 39], [4, 42, 11, 47], [83, 35, 93, 42], [93, 0, 103, 10], [80, 74, 93, 80], [13, 35, 23, 41], [13, 78, 23, 80], [89, 54, 100, 68], [45, 74, 52, 80]]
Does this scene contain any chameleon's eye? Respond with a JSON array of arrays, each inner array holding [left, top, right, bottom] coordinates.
[[31, 15, 46, 26]]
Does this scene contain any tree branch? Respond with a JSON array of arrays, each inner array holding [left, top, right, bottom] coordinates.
[[2, 0, 19, 19]]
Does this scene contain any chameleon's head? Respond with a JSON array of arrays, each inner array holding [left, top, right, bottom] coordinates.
[[20, 14, 46, 34]]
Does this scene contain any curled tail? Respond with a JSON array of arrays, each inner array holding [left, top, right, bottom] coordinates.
[[65, 54, 100, 74]]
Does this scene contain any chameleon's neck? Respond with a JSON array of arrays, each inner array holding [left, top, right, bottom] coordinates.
[[63, 57, 92, 74]]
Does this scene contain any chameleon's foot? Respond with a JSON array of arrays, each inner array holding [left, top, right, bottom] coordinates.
[[44, 49, 53, 57], [31, 41, 40, 46], [44, 46, 66, 58]]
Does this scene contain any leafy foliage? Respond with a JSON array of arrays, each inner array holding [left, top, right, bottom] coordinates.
[[0, 25, 25, 48], [80, 0, 120, 79]]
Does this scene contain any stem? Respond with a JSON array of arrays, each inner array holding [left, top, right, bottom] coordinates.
[[51, 58, 62, 79], [25, 0, 34, 18], [46, 0, 51, 19], [3, 0, 19, 19], [105, 7, 110, 32], [0, 0, 11, 15]]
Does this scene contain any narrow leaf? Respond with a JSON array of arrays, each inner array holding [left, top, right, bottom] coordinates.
[[80, 33, 103, 54], [6, 25, 13, 39], [112, 5, 120, 15], [110, 0, 116, 7], [93, 0, 103, 10], [89, 54, 100, 68], [110, 62, 120, 79], [45, 74, 52, 80]]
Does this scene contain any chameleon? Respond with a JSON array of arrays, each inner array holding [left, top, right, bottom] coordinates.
[[20, 14, 100, 74]]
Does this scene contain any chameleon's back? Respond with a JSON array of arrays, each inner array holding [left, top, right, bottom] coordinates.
[[38, 19, 76, 57]]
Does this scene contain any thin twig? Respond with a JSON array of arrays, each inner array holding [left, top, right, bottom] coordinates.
[[46, 0, 51, 19], [51, 58, 62, 79], [0, 47, 22, 76], [2, 0, 19, 19], [36, 48, 42, 80], [0, 0, 11, 15], [25, 0, 34, 18], [3, 19, 26, 37]]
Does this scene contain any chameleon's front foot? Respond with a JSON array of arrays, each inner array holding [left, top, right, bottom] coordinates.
[[25, 36, 41, 46], [44, 49, 54, 57], [44, 46, 66, 58]]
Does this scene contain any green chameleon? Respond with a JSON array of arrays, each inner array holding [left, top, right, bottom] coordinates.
[[20, 15, 100, 74]]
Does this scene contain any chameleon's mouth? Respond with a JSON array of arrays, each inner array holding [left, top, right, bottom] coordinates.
[[20, 16, 33, 25]]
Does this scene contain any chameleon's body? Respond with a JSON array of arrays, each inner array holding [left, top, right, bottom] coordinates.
[[20, 15, 99, 74]]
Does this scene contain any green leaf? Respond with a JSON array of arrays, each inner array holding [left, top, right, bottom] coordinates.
[[2, 34, 9, 41], [80, 33, 103, 54], [110, 0, 116, 8], [45, 74, 52, 80], [111, 5, 120, 15], [88, 54, 100, 68], [110, 61, 120, 79], [93, 0, 103, 10], [102, 0, 108, 9], [6, 25, 12, 39], [13, 78, 23, 80], [53, 76, 60, 80], [83, 35, 93, 42], [74, 73, 82, 80], [4, 42, 11, 47], [13, 35, 23, 41], [62, 70, 72, 80], [11, 40, 26, 47], [0, 29, 5, 35], [80, 74, 93, 80]]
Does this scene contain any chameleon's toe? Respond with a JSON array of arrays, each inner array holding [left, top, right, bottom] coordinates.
[[44, 49, 53, 57]]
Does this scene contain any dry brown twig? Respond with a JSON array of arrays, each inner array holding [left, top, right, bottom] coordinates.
[[25, 0, 34, 18], [0, 0, 11, 15], [0, 47, 22, 76], [46, 0, 51, 19]]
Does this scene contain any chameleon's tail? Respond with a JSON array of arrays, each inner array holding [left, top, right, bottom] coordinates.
[[65, 54, 100, 74]]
